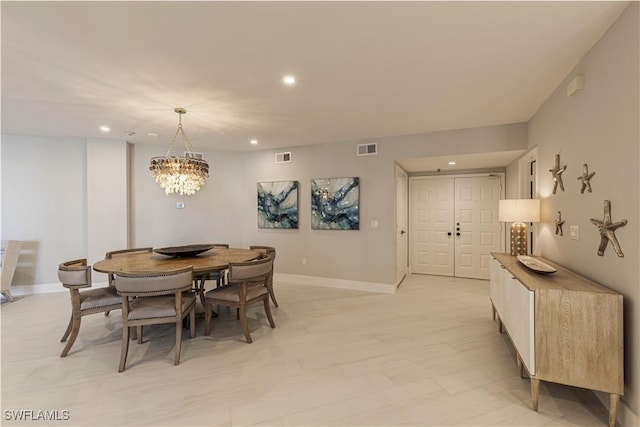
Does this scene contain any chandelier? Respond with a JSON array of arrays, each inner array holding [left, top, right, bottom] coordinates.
[[149, 108, 209, 195]]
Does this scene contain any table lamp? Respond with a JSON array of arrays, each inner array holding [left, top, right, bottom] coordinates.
[[499, 199, 540, 256]]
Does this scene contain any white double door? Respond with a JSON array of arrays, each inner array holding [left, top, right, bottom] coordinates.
[[410, 175, 504, 279]]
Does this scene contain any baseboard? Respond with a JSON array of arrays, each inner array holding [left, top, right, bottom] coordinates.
[[275, 273, 396, 294], [595, 390, 638, 427]]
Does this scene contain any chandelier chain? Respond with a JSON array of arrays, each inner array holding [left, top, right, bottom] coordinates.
[[165, 110, 197, 156]]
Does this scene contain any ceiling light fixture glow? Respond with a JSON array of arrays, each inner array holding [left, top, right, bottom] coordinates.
[[283, 75, 296, 85], [99, 126, 110, 132], [250, 139, 258, 145], [448, 161, 457, 165]]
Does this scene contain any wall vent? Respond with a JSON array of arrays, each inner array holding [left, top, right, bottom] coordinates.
[[184, 151, 204, 160], [275, 152, 292, 163], [357, 143, 377, 156]]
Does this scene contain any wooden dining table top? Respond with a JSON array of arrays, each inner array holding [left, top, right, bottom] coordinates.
[[93, 247, 260, 276]]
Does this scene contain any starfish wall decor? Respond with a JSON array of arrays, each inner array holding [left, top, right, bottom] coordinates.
[[590, 200, 627, 257], [554, 211, 566, 236], [549, 154, 567, 194], [577, 163, 596, 194]]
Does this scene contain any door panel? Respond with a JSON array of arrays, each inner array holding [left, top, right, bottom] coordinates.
[[410, 178, 454, 276], [410, 175, 503, 280], [454, 176, 502, 279]]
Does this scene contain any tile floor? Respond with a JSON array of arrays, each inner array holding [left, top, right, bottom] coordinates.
[[1, 274, 611, 426]]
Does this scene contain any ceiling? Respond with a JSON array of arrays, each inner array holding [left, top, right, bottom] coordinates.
[[1, 1, 629, 167]]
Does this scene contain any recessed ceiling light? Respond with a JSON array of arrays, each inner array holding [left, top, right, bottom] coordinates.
[[448, 161, 457, 165], [283, 75, 296, 85], [99, 126, 110, 132], [147, 132, 159, 137], [250, 139, 258, 145]]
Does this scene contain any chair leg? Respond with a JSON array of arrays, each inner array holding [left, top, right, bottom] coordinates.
[[263, 298, 275, 328], [174, 319, 183, 366], [60, 315, 81, 357], [204, 301, 212, 336], [197, 278, 206, 309], [189, 307, 196, 338], [60, 315, 73, 342], [268, 286, 279, 308], [104, 310, 110, 317], [118, 325, 131, 372], [239, 304, 252, 343], [2, 290, 16, 302], [136, 326, 143, 344]]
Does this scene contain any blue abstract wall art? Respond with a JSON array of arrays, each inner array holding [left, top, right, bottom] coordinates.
[[257, 181, 299, 229], [311, 177, 359, 230]]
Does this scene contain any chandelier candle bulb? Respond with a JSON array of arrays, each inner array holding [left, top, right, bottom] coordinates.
[[149, 108, 209, 195]]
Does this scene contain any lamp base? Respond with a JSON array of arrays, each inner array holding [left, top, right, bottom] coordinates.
[[510, 222, 529, 256]]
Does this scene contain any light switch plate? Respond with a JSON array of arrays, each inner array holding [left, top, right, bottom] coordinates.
[[570, 225, 579, 240]]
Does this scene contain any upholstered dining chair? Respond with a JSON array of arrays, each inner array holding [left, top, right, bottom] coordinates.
[[104, 247, 153, 286], [194, 243, 229, 307], [204, 254, 275, 343], [114, 266, 196, 372], [249, 245, 278, 307], [58, 259, 122, 357], [103, 247, 153, 318]]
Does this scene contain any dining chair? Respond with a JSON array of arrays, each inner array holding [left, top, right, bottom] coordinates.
[[249, 245, 278, 307], [58, 259, 122, 357], [114, 266, 196, 372], [194, 243, 229, 307], [204, 254, 275, 343], [103, 247, 154, 318], [104, 247, 153, 285]]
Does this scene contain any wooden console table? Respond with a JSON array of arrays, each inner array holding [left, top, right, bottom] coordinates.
[[490, 252, 623, 427]]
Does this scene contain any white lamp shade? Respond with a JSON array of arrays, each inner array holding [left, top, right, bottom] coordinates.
[[499, 199, 540, 223]]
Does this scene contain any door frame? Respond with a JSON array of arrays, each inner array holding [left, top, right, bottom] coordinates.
[[409, 172, 506, 275], [395, 165, 409, 286], [518, 147, 539, 255]]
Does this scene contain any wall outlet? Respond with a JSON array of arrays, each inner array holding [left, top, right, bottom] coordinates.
[[302, 257, 307, 266], [570, 225, 579, 240], [371, 220, 379, 229]]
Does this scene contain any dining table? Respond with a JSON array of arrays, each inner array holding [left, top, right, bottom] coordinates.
[[93, 246, 260, 308]]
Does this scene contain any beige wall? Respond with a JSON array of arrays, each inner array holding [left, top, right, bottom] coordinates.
[[128, 124, 527, 289], [1, 135, 130, 287], [86, 138, 128, 273], [510, 2, 639, 418], [1, 135, 87, 285], [130, 143, 246, 250]]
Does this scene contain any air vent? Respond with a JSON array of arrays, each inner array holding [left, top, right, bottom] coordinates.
[[184, 151, 204, 160], [357, 143, 377, 156], [275, 152, 292, 163]]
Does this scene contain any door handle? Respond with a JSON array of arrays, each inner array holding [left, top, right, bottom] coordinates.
[[400, 230, 406, 235], [456, 232, 461, 236], [447, 232, 452, 236]]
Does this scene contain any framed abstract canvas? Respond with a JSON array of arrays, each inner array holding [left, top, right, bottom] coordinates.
[[257, 181, 299, 229], [311, 177, 359, 230]]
